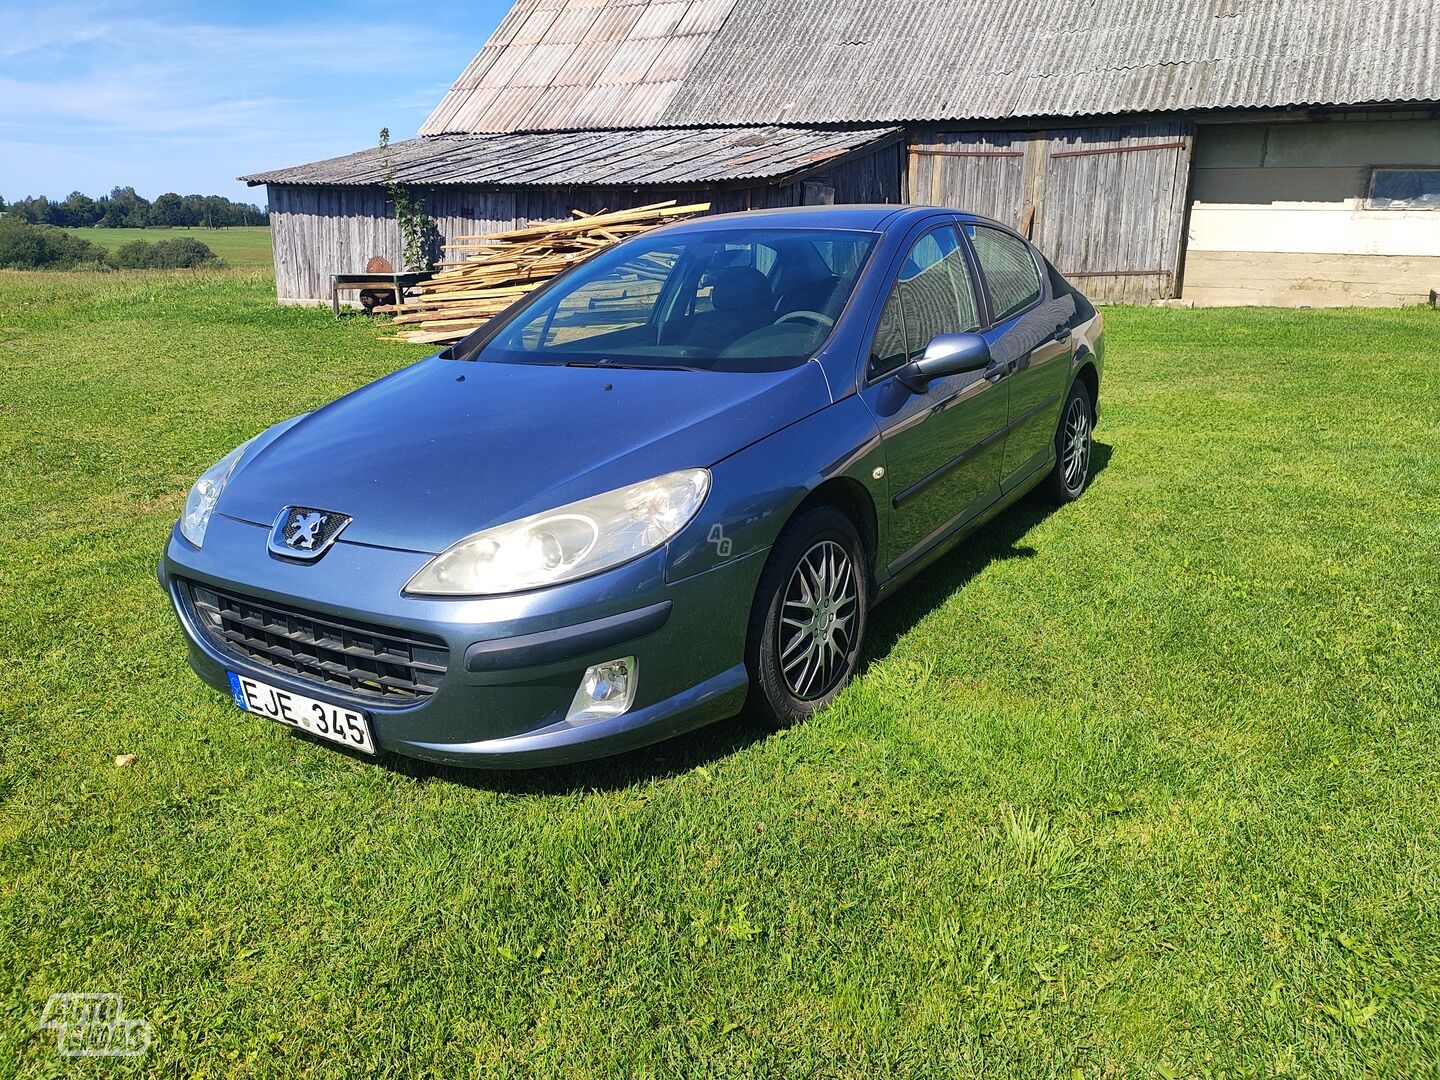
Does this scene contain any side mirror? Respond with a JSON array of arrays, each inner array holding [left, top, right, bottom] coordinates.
[[895, 332, 991, 393]]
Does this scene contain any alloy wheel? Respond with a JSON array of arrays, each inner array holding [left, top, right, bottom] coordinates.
[[1062, 396, 1092, 491], [778, 539, 858, 700]]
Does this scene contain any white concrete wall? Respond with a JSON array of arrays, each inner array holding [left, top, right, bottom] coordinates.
[[1184, 115, 1440, 306]]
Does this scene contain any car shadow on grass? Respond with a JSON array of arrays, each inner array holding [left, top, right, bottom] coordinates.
[[376, 714, 771, 797], [377, 444, 1113, 795], [859, 440, 1112, 658]]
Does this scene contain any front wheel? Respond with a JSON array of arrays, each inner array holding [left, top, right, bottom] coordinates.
[[746, 505, 868, 729], [1038, 380, 1095, 504]]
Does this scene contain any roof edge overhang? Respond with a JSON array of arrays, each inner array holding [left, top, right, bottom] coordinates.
[[239, 124, 903, 189], [242, 99, 1440, 187], [415, 93, 1440, 140]]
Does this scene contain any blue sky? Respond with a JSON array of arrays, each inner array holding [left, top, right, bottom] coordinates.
[[0, 0, 509, 206]]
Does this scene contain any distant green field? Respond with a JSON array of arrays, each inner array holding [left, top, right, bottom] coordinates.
[[57, 226, 272, 269]]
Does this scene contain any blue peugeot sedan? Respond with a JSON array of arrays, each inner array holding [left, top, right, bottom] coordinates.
[[161, 206, 1103, 768]]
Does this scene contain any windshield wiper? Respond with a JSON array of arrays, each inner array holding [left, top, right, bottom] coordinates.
[[563, 359, 708, 372]]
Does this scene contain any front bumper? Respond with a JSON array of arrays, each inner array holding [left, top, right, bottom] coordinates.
[[160, 514, 761, 768]]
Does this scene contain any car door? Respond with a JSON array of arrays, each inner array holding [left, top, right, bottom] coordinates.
[[860, 224, 1009, 569], [962, 223, 1077, 487]]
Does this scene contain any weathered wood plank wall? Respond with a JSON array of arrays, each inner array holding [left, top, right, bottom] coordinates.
[[909, 130, 1028, 226], [909, 123, 1195, 303], [267, 144, 902, 303], [1034, 124, 1194, 304], [270, 186, 401, 304]]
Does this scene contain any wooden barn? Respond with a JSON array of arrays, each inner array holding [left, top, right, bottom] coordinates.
[[243, 0, 1440, 308]]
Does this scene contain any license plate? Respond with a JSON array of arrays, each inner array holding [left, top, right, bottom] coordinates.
[[226, 672, 376, 755]]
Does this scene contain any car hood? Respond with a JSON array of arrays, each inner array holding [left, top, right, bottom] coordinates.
[[219, 356, 832, 553]]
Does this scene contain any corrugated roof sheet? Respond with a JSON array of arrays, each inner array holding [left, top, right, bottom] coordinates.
[[420, 0, 740, 135], [422, 0, 1440, 133], [240, 125, 900, 187]]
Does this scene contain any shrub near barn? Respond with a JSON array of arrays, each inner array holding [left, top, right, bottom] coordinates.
[[115, 237, 226, 270], [0, 218, 111, 270]]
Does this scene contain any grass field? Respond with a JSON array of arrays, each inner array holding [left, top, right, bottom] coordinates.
[[1, 268, 1437, 1076], [56, 226, 273, 269]]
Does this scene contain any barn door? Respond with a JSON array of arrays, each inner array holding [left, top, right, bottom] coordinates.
[[909, 123, 1194, 303], [908, 130, 1029, 226], [1032, 123, 1194, 303]]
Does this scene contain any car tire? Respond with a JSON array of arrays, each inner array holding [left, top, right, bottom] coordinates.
[[745, 505, 868, 729], [1039, 379, 1095, 504]]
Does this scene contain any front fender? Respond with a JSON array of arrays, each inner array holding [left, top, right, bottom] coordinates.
[[665, 395, 888, 584]]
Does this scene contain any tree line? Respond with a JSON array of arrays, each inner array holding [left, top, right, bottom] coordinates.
[[0, 187, 269, 229]]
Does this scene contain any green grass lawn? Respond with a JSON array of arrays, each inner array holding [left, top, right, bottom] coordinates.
[[1, 268, 1437, 1076], [56, 226, 273, 269]]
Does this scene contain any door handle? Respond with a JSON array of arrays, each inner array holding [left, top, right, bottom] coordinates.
[[1050, 323, 1070, 343]]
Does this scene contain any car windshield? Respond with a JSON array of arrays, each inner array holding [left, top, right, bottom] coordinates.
[[450, 227, 878, 373]]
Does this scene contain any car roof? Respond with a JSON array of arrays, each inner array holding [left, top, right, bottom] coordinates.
[[657, 204, 993, 235]]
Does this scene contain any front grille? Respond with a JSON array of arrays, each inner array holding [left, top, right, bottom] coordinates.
[[186, 582, 447, 702]]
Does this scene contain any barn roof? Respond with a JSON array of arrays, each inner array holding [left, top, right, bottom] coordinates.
[[421, 0, 1440, 135], [240, 125, 900, 188]]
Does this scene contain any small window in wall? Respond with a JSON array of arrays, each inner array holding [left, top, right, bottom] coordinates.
[[1365, 167, 1440, 210]]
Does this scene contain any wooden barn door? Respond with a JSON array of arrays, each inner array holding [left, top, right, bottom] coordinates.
[[908, 130, 1029, 226], [909, 123, 1194, 303], [1032, 123, 1194, 303]]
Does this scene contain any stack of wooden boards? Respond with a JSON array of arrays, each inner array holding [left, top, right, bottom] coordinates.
[[380, 200, 711, 345]]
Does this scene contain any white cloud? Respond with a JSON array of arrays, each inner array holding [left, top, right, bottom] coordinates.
[[0, 11, 447, 136], [0, 1, 507, 198]]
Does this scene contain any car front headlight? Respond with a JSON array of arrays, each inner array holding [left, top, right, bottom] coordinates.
[[180, 436, 258, 548], [406, 468, 711, 596]]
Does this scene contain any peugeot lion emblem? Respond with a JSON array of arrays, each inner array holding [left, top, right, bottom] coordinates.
[[287, 511, 328, 550], [268, 506, 352, 561]]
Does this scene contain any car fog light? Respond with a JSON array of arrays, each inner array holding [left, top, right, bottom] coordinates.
[[567, 657, 637, 725], [192, 586, 224, 630]]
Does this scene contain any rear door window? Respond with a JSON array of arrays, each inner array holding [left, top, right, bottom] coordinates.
[[964, 225, 1042, 322]]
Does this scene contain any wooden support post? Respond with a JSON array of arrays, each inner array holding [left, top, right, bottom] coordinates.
[[1020, 132, 1047, 240]]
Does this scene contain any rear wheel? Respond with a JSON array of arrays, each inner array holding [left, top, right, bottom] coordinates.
[[1039, 380, 1094, 504], [746, 505, 868, 729]]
